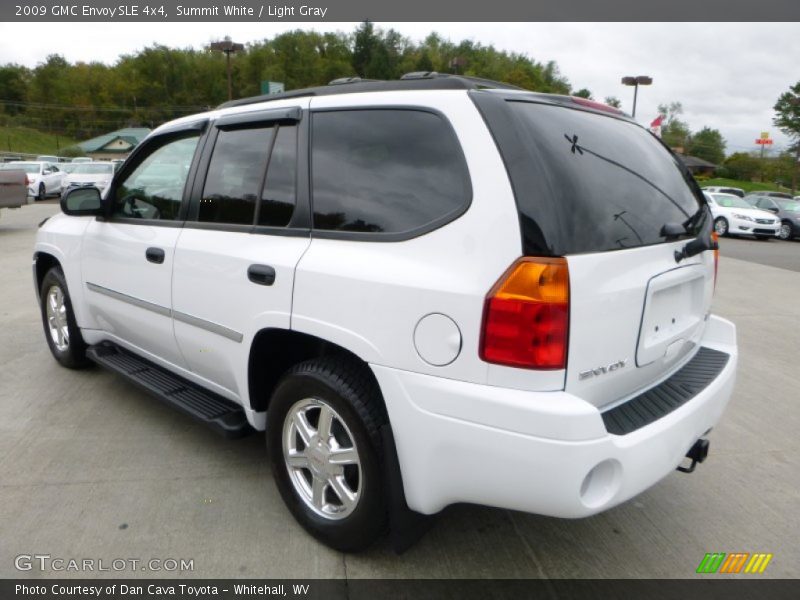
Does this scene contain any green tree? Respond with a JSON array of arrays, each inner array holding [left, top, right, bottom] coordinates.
[[0, 64, 29, 115], [353, 21, 378, 78], [604, 96, 622, 108], [573, 88, 592, 99], [658, 102, 691, 151], [773, 81, 800, 193], [687, 127, 726, 165], [721, 152, 760, 181]]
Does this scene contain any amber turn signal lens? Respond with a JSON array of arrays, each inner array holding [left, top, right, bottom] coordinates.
[[480, 257, 570, 370]]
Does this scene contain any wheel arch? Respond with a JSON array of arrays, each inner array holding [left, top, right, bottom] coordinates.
[[247, 328, 387, 419], [33, 251, 63, 300]]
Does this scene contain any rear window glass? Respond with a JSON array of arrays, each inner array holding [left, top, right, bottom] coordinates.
[[499, 101, 705, 254]]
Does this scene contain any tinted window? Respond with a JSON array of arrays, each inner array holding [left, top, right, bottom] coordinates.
[[756, 198, 776, 209], [258, 125, 297, 227], [776, 199, 800, 211], [201, 127, 273, 225], [311, 110, 470, 235], [114, 135, 200, 220], [477, 97, 707, 255], [514, 102, 706, 252]]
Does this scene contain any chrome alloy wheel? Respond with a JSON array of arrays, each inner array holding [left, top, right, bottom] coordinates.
[[45, 285, 70, 352], [779, 222, 791, 240], [282, 398, 362, 520]]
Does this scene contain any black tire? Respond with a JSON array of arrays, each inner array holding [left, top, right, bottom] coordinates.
[[267, 356, 387, 552], [714, 217, 729, 237], [37, 183, 46, 201], [39, 266, 91, 369], [778, 221, 793, 241]]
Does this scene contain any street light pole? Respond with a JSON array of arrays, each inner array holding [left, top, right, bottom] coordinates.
[[621, 75, 653, 118], [209, 37, 245, 101]]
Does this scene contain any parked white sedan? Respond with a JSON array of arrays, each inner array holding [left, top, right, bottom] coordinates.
[[61, 162, 115, 197], [704, 192, 780, 239], [5, 161, 65, 200]]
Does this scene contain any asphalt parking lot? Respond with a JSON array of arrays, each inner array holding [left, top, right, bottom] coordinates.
[[1, 202, 798, 579]]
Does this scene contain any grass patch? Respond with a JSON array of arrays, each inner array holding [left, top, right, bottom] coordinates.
[[0, 126, 79, 156], [696, 177, 792, 194]]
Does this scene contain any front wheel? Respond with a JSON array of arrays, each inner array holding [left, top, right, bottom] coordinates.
[[37, 183, 46, 201], [714, 217, 729, 237], [778, 221, 793, 241], [267, 356, 387, 552], [39, 267, 91, 369]]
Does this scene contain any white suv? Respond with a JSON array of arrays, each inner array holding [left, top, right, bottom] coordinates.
[[33, 74, 738, 552]]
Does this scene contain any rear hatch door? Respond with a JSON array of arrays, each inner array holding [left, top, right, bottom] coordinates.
[[473, 94, 715, 408]]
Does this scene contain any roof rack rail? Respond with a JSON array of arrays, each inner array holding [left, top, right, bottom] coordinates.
[[328, 76, 382, 86], [217, 73, 524, 109], [399, 71, 524, 91]]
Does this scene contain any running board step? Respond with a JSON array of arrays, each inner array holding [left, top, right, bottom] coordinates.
[[87, 342, 251, 439]]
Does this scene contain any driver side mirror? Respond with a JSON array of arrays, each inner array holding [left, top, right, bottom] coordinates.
[[61, 186, 103, 216]]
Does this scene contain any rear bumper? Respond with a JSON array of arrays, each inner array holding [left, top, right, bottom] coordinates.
[[374, 315, 737, 517]]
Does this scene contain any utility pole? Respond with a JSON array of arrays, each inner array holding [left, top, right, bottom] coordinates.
[[210, 37, 245, 101]]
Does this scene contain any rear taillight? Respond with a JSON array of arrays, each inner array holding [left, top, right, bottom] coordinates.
[[480, 257, 570, 370]]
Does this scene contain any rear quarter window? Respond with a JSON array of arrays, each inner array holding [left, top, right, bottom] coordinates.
[[310, 109, 471, 238]]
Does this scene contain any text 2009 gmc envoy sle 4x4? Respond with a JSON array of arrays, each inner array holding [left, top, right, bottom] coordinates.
[[33, 74, 737, 551]]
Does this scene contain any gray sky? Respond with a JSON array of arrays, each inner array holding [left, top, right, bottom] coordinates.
[[1, 21, 798, 154]]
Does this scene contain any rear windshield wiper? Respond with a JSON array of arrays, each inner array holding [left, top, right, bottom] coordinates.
[[672, 211, 717, 263]]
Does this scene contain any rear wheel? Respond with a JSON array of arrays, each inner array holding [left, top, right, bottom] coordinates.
[[267, 356, 387, 552], [779, 221, 793, 240], [714, 217, 729, 237], [39, 267, 91, 369]]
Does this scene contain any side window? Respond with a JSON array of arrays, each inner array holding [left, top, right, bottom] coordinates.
[[200, 127, 273, 225], [258, 125, 297, 227], [311, 109, 470, 235], [114, 134, 200, 221]]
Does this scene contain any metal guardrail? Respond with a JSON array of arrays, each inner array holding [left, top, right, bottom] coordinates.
[[0, 151, 69, 163]]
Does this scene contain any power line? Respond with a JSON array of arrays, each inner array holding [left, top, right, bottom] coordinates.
[[0, 99, 210, 112]]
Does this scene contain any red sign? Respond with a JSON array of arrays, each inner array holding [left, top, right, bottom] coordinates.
[[755, 139, 774, 145]]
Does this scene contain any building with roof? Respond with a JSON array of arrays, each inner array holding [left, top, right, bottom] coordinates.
[[678, 155, 718, 177], [77, 127, 151, 160]]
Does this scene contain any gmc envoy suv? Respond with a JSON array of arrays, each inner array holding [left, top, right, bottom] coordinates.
[[33, 74, 737, 551]]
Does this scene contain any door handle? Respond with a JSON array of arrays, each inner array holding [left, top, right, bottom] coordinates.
[[248, 264, 276, 286], [145, 247, 165, 264]]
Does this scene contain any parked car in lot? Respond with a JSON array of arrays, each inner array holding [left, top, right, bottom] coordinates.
[[61, 162, 115, 197], [71, 156, 93, 164], [0, 166, 28, 216], [0, 161, 64, 200], [745, 190, 793, 201], [35, 154, 60, 163], [33, 75, 737, 552], [704, 192, 779, 239], [746, 195, 800, 240], [702, 185, 745, 198]]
